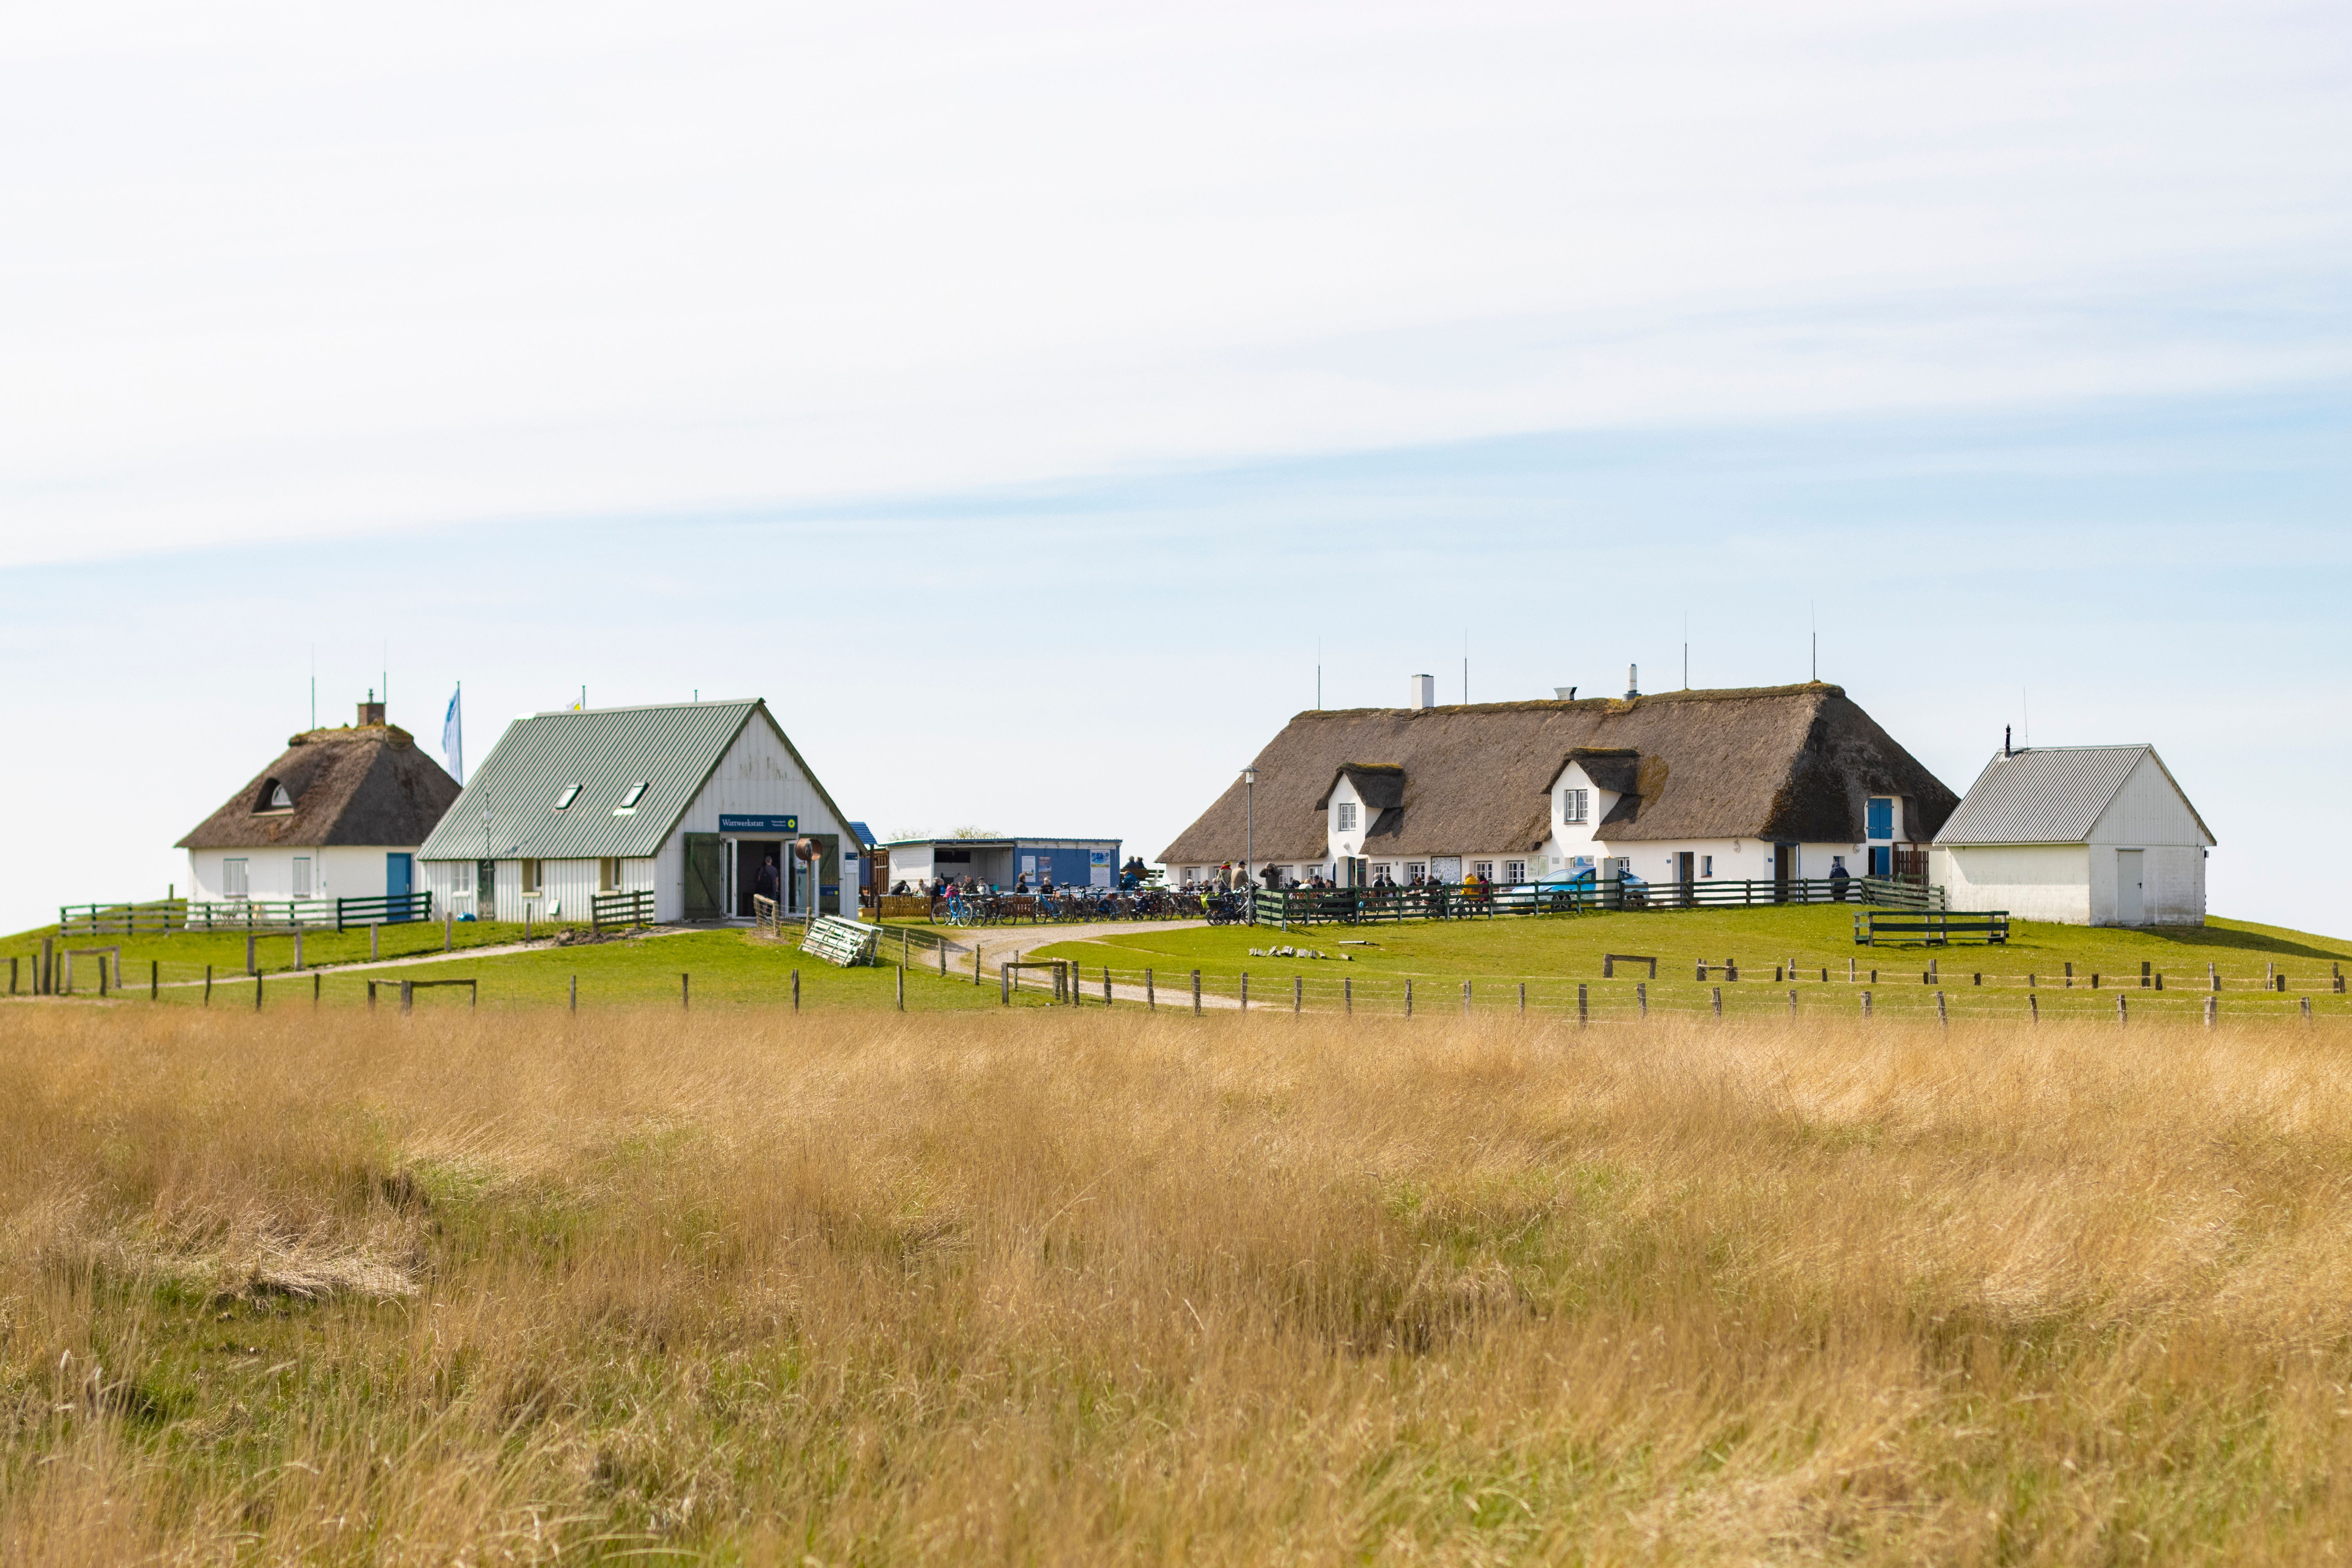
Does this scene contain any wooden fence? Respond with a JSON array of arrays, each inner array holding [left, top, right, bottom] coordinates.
[[1247, 875, 1943, 927], [58, 893, 433, 936]]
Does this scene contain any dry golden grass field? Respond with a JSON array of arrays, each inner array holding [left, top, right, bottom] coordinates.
[[9, 1002, 2352, 1563]]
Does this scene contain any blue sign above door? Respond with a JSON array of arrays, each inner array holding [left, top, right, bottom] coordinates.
[[719, 814, 798, 833]]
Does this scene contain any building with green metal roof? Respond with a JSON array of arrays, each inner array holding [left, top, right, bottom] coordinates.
[[417, 699, 861, 923]]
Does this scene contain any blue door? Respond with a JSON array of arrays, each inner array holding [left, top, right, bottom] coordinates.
[[386, 852, 413, 918]]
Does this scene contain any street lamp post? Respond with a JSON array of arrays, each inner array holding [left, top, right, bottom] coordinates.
[[1242, 767, 1256, 924]]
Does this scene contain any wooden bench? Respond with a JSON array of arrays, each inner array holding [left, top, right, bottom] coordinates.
[[801, 915, 880, 968], [1854, 910, 2008, 947]]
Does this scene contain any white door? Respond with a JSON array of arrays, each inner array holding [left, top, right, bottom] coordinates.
[[2116, 849, 2145, 925]]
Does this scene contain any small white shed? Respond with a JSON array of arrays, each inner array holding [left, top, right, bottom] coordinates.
[[1929, 745, 2214, 926]]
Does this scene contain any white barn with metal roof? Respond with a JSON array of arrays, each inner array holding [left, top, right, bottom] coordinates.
[[417, 699, 862, 924], [1929, 745, 2214, 926]]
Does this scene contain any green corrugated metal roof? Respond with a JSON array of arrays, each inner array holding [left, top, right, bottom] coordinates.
[[418, 701, 760, 861]]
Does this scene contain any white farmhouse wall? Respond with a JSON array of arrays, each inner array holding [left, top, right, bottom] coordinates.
[[2088, 755, 2210, 850], [1931, 845, 2093, 923], [186, 845, 412, 903], [671, 714, 859, 919]]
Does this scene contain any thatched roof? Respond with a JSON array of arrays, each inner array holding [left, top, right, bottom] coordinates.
[[1158, 683, 1956, 865], [178, 723, 462, 850]]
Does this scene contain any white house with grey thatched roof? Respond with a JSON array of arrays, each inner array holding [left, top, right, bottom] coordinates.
[[1929, 745, 2212, 925], [416, 699, 861, 924], [1162, 680, 1956, 896]]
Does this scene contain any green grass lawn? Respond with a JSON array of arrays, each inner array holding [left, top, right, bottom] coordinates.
[[8, 906, 2346, 1021]]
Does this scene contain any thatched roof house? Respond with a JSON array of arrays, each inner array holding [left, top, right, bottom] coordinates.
[[1160, 682, 1956, 889], [177, 700, 462, 904]]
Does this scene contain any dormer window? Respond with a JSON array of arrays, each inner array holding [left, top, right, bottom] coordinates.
[[1561, 787, 1589, 824], [1335, 802, 1357, 832], [255, 780, 294, 814], [554, 785, 582, 811], [615, 781, 649, 814]]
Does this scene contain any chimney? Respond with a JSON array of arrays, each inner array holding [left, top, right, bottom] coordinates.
[[358, 691, 386, 727], [1624, 664, 1640, 699], [1409, 674, 1436, 710], [2004, 725, 2012, 758]]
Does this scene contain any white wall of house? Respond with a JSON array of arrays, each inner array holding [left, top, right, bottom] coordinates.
[[186, 845, 415, 903], [1930, 845, 2093, 923]]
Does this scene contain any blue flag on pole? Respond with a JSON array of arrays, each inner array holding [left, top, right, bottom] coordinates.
[[442, 684, 463, 784]]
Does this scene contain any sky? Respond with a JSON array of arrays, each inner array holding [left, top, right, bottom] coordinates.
[[2, 0, 2347, 935]]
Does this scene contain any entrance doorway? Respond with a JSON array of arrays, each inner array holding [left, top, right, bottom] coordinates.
[[476, 860, 494, 919], [1773, 844, 1795, 901], [386, 853, 412, 910], [736, 840, 784, 916], [2116, 849, 2145, 925], [1676, 851, 1695, 907]]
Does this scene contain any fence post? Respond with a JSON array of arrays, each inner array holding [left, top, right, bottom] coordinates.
[[2303, 996, 2313, 1022], [1293, 975, 1302, 1013], [570, 975, 578, 1012], [1146, 969, 1155, 1009], [1577, 984, 1587, 1026], [150, 960, 158, 1001], [1637, 981, 1648, 1017], [896, 964, 905, 1011], [1518, 982, 1526, 1015], [1240, 972, 1248, 1011], [400, 980, 413, 1013], [2204, 995, 2215, 1028], [247, 933, 256, 976], [1104, 967, 1113, 1006], [1405, 979, 1413, 1018], [2029, 993, 2038, 1025], [793, 970, 801, 1011], [2116, 993, 2127, 1026], [204, 964, 212, 1005], [293, 931, 303, 971], [254, 974, 263, 1011], [1711, 985, 1722, 1019], [2141, 960, 2151, 989], [312, 972, 320, 1006], [1789, 988, 1798, 1019], [939, 941, 946, 978], [1848, 957, 1855, 982], [445, 907, 453, 951], [1861, 989, 1871, 1019], [1343, 976, 1351, 1015], [1935, 991, 1946, 1027], [1002, 964, 1011, 1006], [682, 973, 690, 1011], [974, 948, 982, 986], [1463, 980, 1472, 1015], [1191, 970, 1201, 1016]]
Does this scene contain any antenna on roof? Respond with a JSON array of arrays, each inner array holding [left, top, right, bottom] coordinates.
[[1683, 614, 1689, 689], [1316, 636, 1322, 711], [309, 644, 316, 730], [1810, 601, 1817, 682], [1462, 630, 1469, 705]]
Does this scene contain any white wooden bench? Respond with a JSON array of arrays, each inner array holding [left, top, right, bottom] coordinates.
[[800, 915, 881, 968]]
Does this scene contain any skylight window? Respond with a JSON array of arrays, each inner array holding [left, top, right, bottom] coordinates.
[[554, 785, 582, 810], [615, 781, 649, 813]]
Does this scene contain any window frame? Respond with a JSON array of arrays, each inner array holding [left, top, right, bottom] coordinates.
[[291, 856, 312, 898], [521, 858, 543, 895], [222, 858, 249, 899], [597, 857, 621, 893], [1335, 801, 1357, 832], [554, 785, 582, 811], [1701, 854, 1714, 878], [1503, 859, 1526, 884], [1562, 787, 1589, 824], [617, 781, 649, 811]]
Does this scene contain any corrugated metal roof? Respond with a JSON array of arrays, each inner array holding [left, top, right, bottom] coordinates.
[[1933, 746, 2148, 846], [418, 701, 758, 861]]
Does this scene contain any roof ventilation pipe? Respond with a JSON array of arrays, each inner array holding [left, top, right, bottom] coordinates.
[[1625, 664, 1640, 699], [1409, 674, 1436, 710]]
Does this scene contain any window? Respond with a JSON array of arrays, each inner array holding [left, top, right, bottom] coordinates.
[[222, 858, 248, 898], [1701, 855, 1713, 878], [616, 781, 649, 813], [291, 856, 312, 897], [1405, 862, 1427, 882], [554, 785, 581, 811], [597, 857, 621, 893], [1562, 787, 1589, 824], [521, 859, 543, 895], [1865, 797, 1895, 840], [1335, 801, 1357, 831], [256, 780, 292, 813], [1504, 860, 1526, 884], [1472, 860, 1494, 882]]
